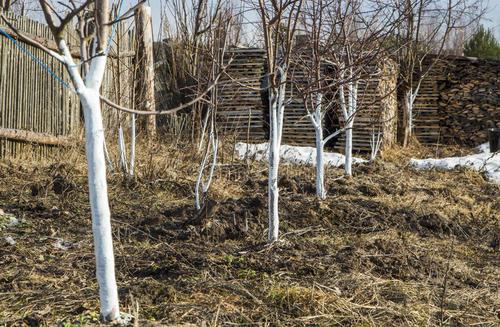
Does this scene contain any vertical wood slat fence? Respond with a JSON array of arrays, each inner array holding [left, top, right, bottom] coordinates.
[[0, 10, 80, 158], [101, 22, 136, 135], [0, 11, 136, 158]]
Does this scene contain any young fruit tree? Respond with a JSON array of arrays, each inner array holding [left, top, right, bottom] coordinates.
[[291, 0, 342, 198], [293, 0, 400, 187], [2, 0, 226, 321], [193, 4, 234, 210], [253, 0, 303, 243], [156, 0, 237, 210], [36, 0, 124, 320]]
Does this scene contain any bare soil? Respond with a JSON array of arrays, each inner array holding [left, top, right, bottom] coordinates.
[[0, 142, 498, 326]]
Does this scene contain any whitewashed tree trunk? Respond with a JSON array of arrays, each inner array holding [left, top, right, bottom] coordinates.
[[268, 69, 286, 243], [103, 140, 114, 172], [198, 109, 211, 152], [195, 115, 218, 210], [339, 71, 358, 177], [315, 130, 325, 199], [403, 81, 421, 146], [369, 129, 383, 162], [344, 119, 353, 176], [406, 90, 413, 137], [80, 89, 120, 321], [195, 143, 210, 210], [129, 114, 136, 177], [204, 125, 218, 193], [59, 40, 120, 321], [118, 125, 128, 173], [310, 92, 326, 199]]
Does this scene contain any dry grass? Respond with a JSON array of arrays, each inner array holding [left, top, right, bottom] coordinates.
[[0, 136, 498, 326]]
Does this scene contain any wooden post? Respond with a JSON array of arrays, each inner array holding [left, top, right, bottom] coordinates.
[[135, 4, 156, 137]]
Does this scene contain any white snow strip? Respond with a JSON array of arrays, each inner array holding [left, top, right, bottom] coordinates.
[[235, 142, 367, 168], [410, 143, 499, 184]]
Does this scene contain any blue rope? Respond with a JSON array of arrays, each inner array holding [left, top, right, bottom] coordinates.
[[0, 26, 74, 90], [1, 0, 124, 92], [106, 0, 125, 55]]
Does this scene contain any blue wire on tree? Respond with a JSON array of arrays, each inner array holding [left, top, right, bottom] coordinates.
[[0, 27, 73, 90]]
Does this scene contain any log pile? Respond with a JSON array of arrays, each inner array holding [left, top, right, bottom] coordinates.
[[411, 56, 500, 146], [438, 57, 500, 146]]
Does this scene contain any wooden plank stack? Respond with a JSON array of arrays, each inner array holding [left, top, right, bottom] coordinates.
[[411, 60, 447, 144], [281, 59, 317, 146], [216, 48, 267, 142], [334, 59, 399, 152], [216, 47, 399, 152]]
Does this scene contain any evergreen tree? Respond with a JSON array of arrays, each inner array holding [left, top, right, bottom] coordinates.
[[464, 25, 500, 59]]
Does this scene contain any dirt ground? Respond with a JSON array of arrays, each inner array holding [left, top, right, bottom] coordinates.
[[0, 141, 498, 326]]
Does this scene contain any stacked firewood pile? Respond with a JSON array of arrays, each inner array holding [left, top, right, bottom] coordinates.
[[438, 57, 500, 146]]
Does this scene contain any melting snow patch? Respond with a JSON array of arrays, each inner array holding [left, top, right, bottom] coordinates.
[[4, 236, 16, 245], [410, 145, 499, 184], [475, 142, 491, 154], [6, 216, 19, 227], [0, 212, 19, 229], [235, 142, 366, 167], [53, 238, 71, 251]]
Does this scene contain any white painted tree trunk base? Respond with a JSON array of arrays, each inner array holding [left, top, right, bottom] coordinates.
[[345, 125, 353, 177], [80, 89, 120, 321]]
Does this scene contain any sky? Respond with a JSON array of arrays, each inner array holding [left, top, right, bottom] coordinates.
[[484, 0, 500, 38], [144, 0, 500, 40]]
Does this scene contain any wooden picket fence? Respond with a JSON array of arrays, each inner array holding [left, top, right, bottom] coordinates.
[[0, 10, 135, 158]]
